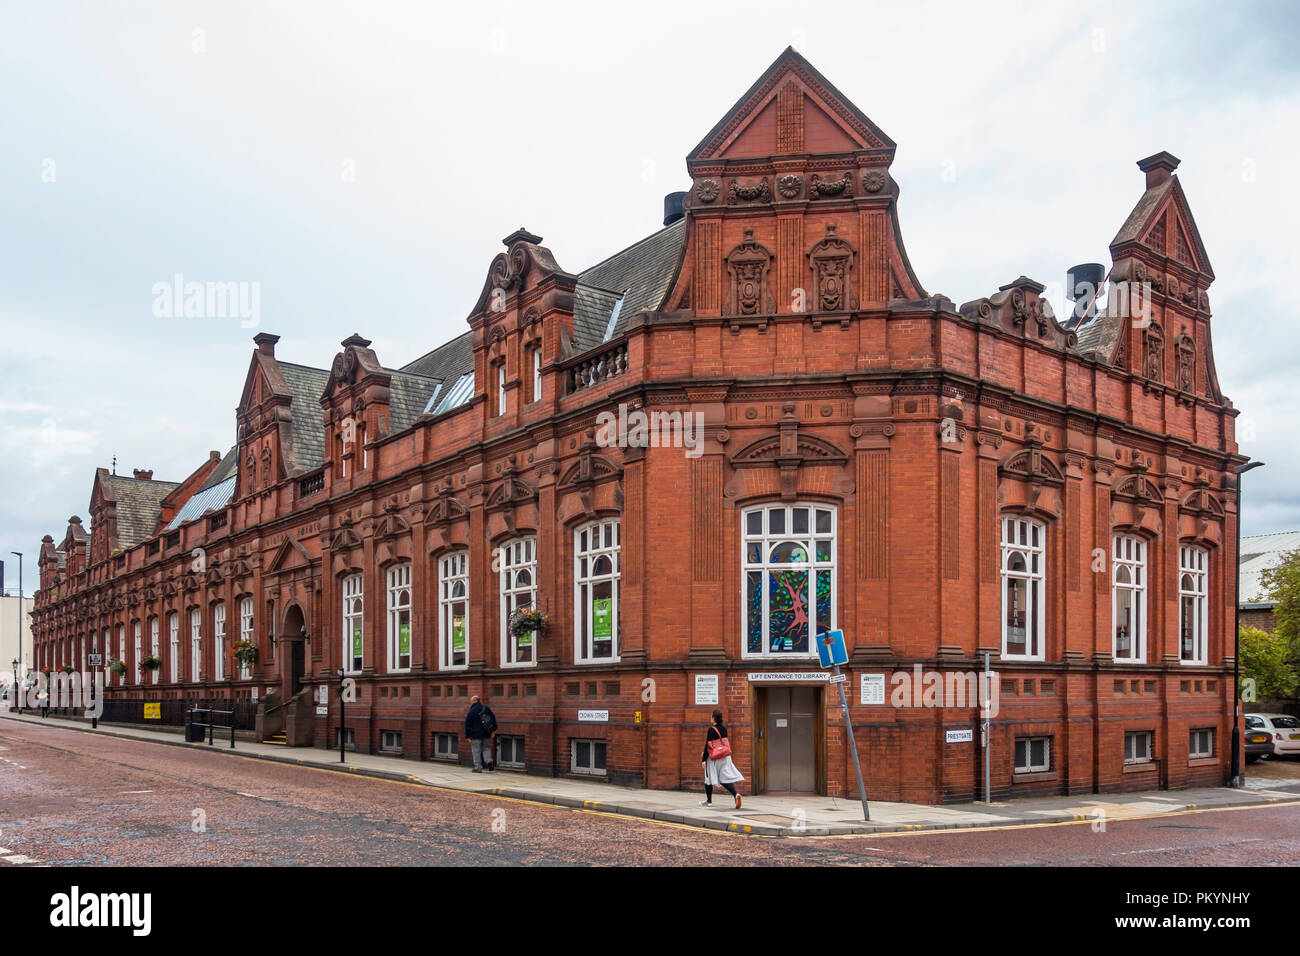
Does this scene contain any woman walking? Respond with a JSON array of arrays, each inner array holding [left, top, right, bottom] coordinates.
[[700, 708, 744, 808]]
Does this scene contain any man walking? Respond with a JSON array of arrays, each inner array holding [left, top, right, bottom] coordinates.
[[465, 695, 497, 772]]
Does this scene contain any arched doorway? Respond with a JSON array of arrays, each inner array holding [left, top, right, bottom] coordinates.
[[281, 603, 306, 697]]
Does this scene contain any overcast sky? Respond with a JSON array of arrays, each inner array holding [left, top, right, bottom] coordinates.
[[2, 0, 1298, 594]]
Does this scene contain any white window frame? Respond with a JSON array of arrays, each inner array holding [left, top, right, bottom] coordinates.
[[1001, 516, 1046, 661], [213, 602, 226, 682], [741, 503, 836, 659], [438, 552, 469, 670], [500, 537, 537, 667], [189, 608, 201, 682], [149, 617, 160, 685], [1014, 736, 1051, 773], [167, 612, 179, 683], [570, 738, 607, 776], [1124, 730, 1153, 765], [432, 732, 459, 761], [1179, 545, 1209, 665], [531, 346, 542, 403], [496, 362, 507, 416], [133, 621, 142, 685], [1189, 728, 1214, 759], [574, 519, 620, 663], [116, 624, 125, 687], [238, 597, 254, 680], [342, 573, 363, 674], [387, 563, 413, 673], [1112, 534, 1147, 663], [380, 729, 402, 753], [496, 734, 526, 768]]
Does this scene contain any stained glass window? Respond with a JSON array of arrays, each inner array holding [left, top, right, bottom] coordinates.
[[741, 504, 835, 656]]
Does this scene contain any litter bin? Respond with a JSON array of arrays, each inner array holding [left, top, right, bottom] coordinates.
[[185, 711, 206, 742]]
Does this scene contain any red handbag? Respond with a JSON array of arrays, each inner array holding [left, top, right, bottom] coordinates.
[[707, 730, 731, 760]]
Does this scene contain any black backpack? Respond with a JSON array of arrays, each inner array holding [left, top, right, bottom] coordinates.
[[479, 707, 497, 735]]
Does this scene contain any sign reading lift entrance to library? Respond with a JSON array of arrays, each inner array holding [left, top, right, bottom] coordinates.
[[818, 629, 869, 822]]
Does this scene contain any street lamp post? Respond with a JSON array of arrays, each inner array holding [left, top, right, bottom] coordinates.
[[11, 658, 18, 717], [337, 668, 347, 764], [1231, 460, 1265, 788], [10, 553, 21, 715]]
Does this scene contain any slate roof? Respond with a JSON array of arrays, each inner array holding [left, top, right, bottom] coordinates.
[[198, 447, 238, 492], [1240, 531, 1300, 608], [277, 362, 331, 472], [401, 330, 475, 383], [101, 474, 181, 549], [572, 218, 685, 352], [388, 370, 441, 432]]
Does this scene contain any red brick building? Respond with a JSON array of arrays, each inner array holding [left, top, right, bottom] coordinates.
[[30, 49, 1245, 803]]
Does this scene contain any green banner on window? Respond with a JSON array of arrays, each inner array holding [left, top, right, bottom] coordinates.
[[518, 628, 532, 648], [452, 617, 466, 653], [399, 621, 411, 656], [593, 598, 612, 640], [352, 622, 363, 660]]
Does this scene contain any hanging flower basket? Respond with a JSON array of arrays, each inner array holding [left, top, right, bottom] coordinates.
[[108, 658, 127, 675], [141, 654, 162, 671], [58, 664, 75, 674], [231, 641, 259, 667], [40, 666, 52, 676], [509, 607, 547, 638]]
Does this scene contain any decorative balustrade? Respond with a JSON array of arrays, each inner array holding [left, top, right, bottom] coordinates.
[[566, 342, 628, 394]]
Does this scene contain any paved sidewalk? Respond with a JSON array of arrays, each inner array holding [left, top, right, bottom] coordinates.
[[4, 709, 1297, 837]]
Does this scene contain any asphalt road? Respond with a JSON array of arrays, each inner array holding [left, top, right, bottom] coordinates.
[[2, 720, 1298, 866]]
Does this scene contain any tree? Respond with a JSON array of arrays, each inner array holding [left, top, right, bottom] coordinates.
[[1255, 547, 1300, 700], [1239, 626, 1297, 701]]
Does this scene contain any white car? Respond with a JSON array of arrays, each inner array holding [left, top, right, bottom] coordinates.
[[1246, 713, 1300, 756]]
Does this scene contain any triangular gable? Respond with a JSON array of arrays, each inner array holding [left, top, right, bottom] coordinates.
[[1111, 176, 1214, 281], [689, 47, 895, 160], [265, 534, 314, 575]]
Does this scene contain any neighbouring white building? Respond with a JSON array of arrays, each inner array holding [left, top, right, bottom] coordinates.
[[1, 594, 34, 683]]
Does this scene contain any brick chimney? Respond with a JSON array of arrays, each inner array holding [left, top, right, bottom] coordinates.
[[254, 332, 280, 356], [133, 468, 153, 480], [1136, 151, 1180, 190]]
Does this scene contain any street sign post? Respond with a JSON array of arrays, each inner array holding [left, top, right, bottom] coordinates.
[[818, 629, 870, 821]]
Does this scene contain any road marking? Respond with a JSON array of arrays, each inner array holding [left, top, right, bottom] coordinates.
[[1, 854, 39, 864], [120, 790, 153, 794]]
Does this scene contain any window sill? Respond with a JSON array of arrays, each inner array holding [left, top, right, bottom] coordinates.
[[1012, 770, 1057, 784], [1122, 761, 1156, 774], [1188, 756, 1218, 767]]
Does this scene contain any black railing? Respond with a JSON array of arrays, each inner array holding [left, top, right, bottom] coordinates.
[[298, 472, 325, 498], [186, 707, 237, 748]]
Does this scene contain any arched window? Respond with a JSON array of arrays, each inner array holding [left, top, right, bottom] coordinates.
[[341, 575, 362, 673], [438, 552, 469, 670], [133, 621, 142, 685], [742, 503, 836, 657], [1112, 534, 1146, 662], [213, 602, 226, 682], [1001, 517, 1045, 660], [575, 519, 620, 662], [167, 612, 180, 683], [238, 597, 254, 680], [387, 563, 413, 672], [149, 616, 160, 685], [500, 537, 537, 666], [189, 608, 201, 682], [1179, 545, 1208, 664]]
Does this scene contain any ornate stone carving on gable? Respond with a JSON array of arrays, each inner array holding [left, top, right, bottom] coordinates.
[[998, 431, 1066, 517], [729, 403, 849, 500], [1179, 476, 1225, 547], [959, 277, 1077, 350], [807, 224, 858, 313], [723, 229, 776, 319], [728, 177, 771, 205], [425, 489, 470, 528], [1175, 332, 1195, 396], [809, 172, 854, 199], [1142, 322, 1164, 383]]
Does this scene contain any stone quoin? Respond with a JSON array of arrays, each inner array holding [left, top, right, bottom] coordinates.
[[30, 49, 1244, 803]]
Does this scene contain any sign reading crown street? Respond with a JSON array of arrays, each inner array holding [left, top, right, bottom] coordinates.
[[816, 628, 848, 668]]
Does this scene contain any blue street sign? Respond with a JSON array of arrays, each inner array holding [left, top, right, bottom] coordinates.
[[816, 629, 848, 668]]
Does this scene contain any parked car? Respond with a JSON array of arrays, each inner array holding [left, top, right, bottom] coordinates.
[[1245, 713, 1300, 757], [1244, 715, 1275, 762]]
